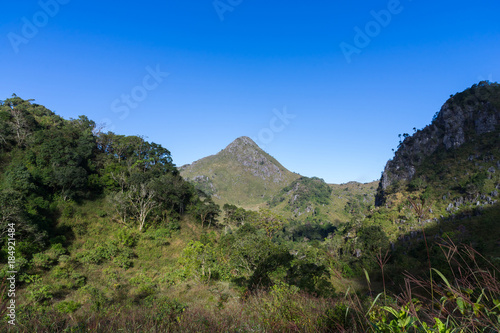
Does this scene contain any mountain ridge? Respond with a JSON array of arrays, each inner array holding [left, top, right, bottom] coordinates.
[[179, 136, 300, 208]]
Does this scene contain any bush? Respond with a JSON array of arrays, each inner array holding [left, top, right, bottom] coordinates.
[[55, 300, 81, 314], [49, 235, 67, 245], [116, 228, 139, 247], [50, 266, 70, 279], [69, 272, 87, 289], [32, 253, 54, 269], [47, 243, 67, 259], [259, 282, 305, 327], [113, 248, 134, 269], [26, 282, 53, 304], [61, 203, 75, 218], [143, 296, 187, 323], [82, 285, 108, 311], [76, 241, 119, 265], [96, 209, 107, 217], [129, 274, 157, 298], [148, 227, 172, 246]]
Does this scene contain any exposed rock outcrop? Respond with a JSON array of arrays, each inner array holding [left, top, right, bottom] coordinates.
[[223, 136, 285, 183], [377, 82, 500, 205]]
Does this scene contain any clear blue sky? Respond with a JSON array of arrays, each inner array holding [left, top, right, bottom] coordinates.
[[1, 1, 499, 183]]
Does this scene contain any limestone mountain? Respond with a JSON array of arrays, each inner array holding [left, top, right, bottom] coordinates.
[[179, 136, 300, 208], [377, 81, 500, 208]]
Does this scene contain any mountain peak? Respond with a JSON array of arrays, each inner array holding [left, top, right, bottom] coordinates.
[[224, 136, 258, 151], [180, 136, 299, 207], [224, 136, 261, 154]]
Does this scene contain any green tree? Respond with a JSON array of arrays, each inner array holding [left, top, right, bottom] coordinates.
[[256, 208, 286, 239], [193, 196, 220, 228]]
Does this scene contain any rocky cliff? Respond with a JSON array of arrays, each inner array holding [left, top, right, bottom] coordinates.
[[377, 82, 500, 205]]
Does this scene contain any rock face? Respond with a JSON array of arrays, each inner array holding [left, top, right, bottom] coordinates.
[[378, 82, 500, 204], [223, 136, 286, 183]]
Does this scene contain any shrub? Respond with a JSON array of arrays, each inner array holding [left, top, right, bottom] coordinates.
[[116, 228, 139, 247], [32, 253, 54, 269], [26, 283, 53, 304], [82, 285, 108, 311], [256, 281, 317, 330], [55, 300, 81, 314], [113, 248, 134, 269], [61, 203, 75, 218], [69, 272, 87, 289], [96, 209, 107, 217]]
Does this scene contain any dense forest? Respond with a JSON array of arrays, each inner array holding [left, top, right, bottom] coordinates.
[[1, 84, 500, 332]]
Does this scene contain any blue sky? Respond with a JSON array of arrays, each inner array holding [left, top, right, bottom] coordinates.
[[1, 1, 499, 183]]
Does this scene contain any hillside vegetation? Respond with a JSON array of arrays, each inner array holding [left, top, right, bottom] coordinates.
[[1, 83, 500, 332]]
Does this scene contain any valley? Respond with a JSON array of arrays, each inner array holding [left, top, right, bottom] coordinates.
[[0, 82, 499, 332]]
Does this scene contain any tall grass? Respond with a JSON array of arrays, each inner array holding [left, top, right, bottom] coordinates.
[[370, 240, 500, 332]]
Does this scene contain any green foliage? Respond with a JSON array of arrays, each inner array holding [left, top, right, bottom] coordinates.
[[283, 218, 337, 242], [113, 248, 135, 269], [191, 195, 221, 228], [255, 208, 286, 239], [82, 285, 109, 311], [451, 81, 500, 110], [459, 171, 488, 197], [142, 227, 174, 247], [178, 240, 224, 281], [222, 203, 257, 227], [129, 273, 157, 298], [69, 272, 87, 289], [55, 300, 81, 314], [116, 228, 139, 247], [319, 303, 353, 330], [143, 296, 187, 323], [32, 252, 54, 269], [76, 240, 134, 268], [261, 282, 302, 323], [269, 176, 332, 211], [25, 275, 53, 304], [370, 302, 419, 332]]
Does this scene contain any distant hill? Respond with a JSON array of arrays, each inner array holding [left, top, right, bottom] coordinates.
[[267, 177, 378, 223], [180, 136, 378, 221], [179, 136, 300, 209]]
